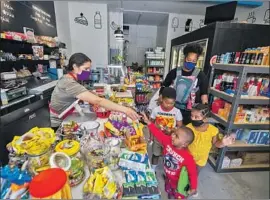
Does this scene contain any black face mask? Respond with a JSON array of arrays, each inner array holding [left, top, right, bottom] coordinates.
[[191, 119, 204, 127]]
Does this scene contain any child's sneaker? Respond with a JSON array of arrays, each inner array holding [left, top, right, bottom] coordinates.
[[190, 191, 199, 199]]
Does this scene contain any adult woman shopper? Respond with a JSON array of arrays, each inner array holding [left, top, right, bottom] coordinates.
[[50, 53, 139, 130], [161, 44, 208, 125]]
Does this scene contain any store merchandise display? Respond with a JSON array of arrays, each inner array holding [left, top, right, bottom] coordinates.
[[209, 60, 269, 173], [145, 47, 165, 59], [211, 99, 269, 124], [235, 129, 269, 145], [1, 32, 57, 47], [216, 46, 269, 66], [212, 73, 269, 98], [145, 48, 165, 89], [1, 94, 160, 199], [134, 75, 153, 111]]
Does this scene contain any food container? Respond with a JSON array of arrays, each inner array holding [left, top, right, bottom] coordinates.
[[59, 121, 80, 140], [55, 140, 85, 187], [29, 168, 72, 199], [83, 141, 110, 172], [27, 148, 52, 175], [104, 138, 121, 170], [80, 121, 100, 147]]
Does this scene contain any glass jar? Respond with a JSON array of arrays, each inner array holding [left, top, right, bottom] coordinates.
[[104, 138, 121, 171], [80, 121, 100, 148], [27, 148, 52, 175], [55, 140, 85, 187], [82, 139, 110, 172]]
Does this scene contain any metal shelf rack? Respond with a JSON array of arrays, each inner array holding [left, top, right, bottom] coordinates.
[[208, 63, 270, 173], [145, 57, 165, 89]]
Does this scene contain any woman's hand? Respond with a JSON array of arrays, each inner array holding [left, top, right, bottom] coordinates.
[[124, 107, 139, 121]]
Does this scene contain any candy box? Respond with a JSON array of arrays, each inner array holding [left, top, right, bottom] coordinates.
[[256, 130, 270, 145], [247, 130, 260, 144], [125, 170, 138, 183], [123, 182, 137, 197], [239, 129, 251, 143], [235, 129, 244, 140]]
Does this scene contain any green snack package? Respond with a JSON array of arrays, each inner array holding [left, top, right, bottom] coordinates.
[[177, 166, 190, 196]]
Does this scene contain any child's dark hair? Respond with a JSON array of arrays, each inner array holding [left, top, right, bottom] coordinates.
[[66, 53, 91, 72], [161, 87, 176, 100], [192, 103, 210, 117], [178, 126, 195, 144], [183, 44, 203, 57]]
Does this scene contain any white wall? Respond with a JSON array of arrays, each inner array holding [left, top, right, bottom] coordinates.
[[235, 2, 270, 25], [109, 11, 123, 49], [156, 16, 168, 48], [54, 1, 72, 57], [66, 2, 108, 68], [164, 13, 204, 75], [125, 24, 157, 66]]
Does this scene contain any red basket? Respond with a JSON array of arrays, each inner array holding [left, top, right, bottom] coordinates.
[[96, 111, 111, 118]]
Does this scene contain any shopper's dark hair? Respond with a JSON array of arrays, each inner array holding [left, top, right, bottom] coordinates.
[[192, 103, 210, 117], [66, 53, 91, 71], [161, 87, 176, 100], [183, 43, 203, 57], [178, 126, 195, 144]]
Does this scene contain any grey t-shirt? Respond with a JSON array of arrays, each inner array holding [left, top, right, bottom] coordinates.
[[50, 75, 88, 127]]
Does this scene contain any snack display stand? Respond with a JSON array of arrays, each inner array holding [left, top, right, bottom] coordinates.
[[1, 85, 160, 199]]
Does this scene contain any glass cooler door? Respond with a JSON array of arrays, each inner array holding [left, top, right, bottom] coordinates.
[[174, 38, 209, 71], [170, 45, 180, 70]]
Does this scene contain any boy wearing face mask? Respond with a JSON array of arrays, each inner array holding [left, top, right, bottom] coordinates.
[[187, 104, 235, 175], [162, 44, 208, 125]]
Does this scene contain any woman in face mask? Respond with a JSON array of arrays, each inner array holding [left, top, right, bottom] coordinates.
[[161, 44, 208, 125], [50, 53, 139, 130]]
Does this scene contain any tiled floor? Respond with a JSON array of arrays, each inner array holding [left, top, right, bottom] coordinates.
[[145, 128, 270, 199], [154, 162, 270, 199]]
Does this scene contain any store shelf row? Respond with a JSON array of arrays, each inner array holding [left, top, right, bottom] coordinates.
[[1, 38, 60, 50], [226, 141, 270, 152], [208, 155, 270, 173], [145, 58, 165, 61], [213, 63, 270, 74], [209, 87, 270, 105], [146, 73, 164, 76], [146, 65, 164, 68], [210, 112, 269, 129]]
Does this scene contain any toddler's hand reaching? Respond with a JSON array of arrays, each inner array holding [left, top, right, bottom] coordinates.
[[139, 112, 151, 125], [222, 135, 235, 146]]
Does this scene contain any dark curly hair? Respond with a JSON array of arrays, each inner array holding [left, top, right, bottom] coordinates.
[[66, 53, 91, 72], [192, 103, 210, 117], [183, 43, 203, 57]]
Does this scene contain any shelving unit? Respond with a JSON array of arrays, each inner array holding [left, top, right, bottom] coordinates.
[[145, 57, 165, 89], [208, 63, 270, 173], [0, 39, 61, 73]]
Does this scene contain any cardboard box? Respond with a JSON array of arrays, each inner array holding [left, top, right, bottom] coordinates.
[[241, 152, 270, 165]]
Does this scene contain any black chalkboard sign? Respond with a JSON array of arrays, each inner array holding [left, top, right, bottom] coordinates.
[[1, 1, 57, 37]]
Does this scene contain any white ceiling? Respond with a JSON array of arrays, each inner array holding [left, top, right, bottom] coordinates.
[[123, 11, 168, 25], [87, 0, 258, 26], [89, 0, 215, 15]]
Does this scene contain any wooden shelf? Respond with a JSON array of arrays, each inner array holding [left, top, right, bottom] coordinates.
[[222, 163, 269, 170], [211, 112, 269, 129], [229, 140, 267, 148], [226, 140, 270, 152], [210, 87, 270, 105]]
